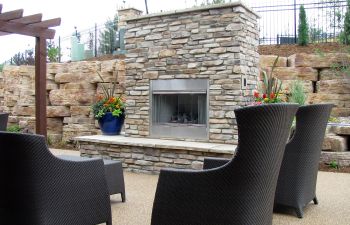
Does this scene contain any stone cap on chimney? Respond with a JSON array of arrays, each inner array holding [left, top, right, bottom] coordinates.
[[125, 1, 260, 22], [118, 7, 143, 17]]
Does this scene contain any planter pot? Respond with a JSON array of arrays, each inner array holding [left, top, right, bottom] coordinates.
[[98, 112, 125, 135]]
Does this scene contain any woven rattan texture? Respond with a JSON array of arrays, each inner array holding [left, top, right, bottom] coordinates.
[[274, 104, 333, 218], [151, 104, 298, 225], [203, 157, 231, 170], [0, 132, 112, 225], [0, 113, 8, 131]]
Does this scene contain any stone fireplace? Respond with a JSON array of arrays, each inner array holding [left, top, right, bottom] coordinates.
[[150, 79, 209, 139], [124, 2, 259, 144]]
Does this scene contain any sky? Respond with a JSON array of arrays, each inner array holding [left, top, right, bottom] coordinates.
[[0, 0, 255, 62]]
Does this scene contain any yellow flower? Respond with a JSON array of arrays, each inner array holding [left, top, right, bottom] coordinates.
[[264, 98, 269, 103]]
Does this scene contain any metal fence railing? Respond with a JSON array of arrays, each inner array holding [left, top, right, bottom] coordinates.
[[49, 1, 349, 62], [251, 0, 348, 45], [52, 22, 125, 62]]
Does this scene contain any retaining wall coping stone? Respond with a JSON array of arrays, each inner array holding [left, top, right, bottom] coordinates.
[[75, 135, 236, 154]]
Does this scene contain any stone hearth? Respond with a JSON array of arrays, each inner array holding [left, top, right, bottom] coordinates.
[[75, 135, 236, 174]]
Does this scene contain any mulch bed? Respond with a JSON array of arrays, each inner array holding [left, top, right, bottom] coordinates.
[[319, 163, 350, 173], [258, 42, 345, 57]]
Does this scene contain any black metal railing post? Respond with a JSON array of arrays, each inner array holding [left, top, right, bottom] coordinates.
[[94, 23, 98, 57], [58, 36, 61, 63], [294, 0, 297, 44]]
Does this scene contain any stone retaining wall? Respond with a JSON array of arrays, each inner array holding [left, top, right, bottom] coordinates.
[[0, 60, 125, 143], [260, 54, 350, 153], [260, 53, 350, 117], [320, 151, 350, 166], [0, 52, 349, 151]]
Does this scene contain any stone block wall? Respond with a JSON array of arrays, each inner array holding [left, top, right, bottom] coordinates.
[[0, 60, 125, 143], [260, 53, 350, 153], [1, 52, 349, 150], [123, 3, 259, 144], [260, 53, 350, 117]]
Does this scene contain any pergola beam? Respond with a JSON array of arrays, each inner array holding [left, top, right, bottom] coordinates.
[[0, 5, 61, 137], [0, 20, 56, 39], [0, 14, 44, 37], [12, 13, 43, 24], [0, 31, 9, 36], [0, 9, 23, 21], [32, 18, 61, 28]]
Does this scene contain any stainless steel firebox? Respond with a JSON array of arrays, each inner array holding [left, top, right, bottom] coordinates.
[[150, 79, 209, 140]]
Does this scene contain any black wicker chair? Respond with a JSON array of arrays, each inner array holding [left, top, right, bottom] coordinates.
[[0, 132, 112, 225], [151, 104, 298, 225], [0, 112, 9, 131], [274, 104, 333, 218]]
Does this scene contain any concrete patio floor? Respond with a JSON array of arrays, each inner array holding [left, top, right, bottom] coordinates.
[[51, 149, 350, 225]]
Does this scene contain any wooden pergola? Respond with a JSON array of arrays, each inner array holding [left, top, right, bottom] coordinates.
[[0, 4, 61, 137]]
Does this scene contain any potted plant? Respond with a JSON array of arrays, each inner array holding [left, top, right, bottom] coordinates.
[[253, 56, 284, 104], [92, 72, 125, 135]]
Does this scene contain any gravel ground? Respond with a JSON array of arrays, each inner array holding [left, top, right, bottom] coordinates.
[[51, 149, 350, 225]]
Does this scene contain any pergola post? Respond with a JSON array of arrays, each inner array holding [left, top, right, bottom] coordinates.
[[35, 37, 47, 137], [0, 4, 60, 137]]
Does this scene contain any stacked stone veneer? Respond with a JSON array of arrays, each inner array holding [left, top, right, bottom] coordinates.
[[79, 140, 233, 174], [0, 60, 125, 143], [123, 2, 260, 144]]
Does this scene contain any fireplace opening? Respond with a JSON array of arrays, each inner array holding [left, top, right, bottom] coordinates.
[[150, 79, 208, 140], [153, 94, 206, 126]]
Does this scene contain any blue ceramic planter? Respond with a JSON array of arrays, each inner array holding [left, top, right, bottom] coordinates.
[[98, 112, 125, 135]]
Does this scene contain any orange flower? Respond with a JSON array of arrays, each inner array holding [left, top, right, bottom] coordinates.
[[270, 92, 275, 99], [107, 97, 114, 104], [253, 91, 259, 98], [103, 103, 109, 107]]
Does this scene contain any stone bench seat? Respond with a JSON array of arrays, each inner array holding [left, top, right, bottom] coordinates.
[[74, 135, 237, 173]]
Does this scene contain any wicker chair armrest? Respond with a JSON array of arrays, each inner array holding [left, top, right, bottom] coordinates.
[[54, 157, 110, 197], [40, 158, 112, 225], [203, 157, 230, 169]]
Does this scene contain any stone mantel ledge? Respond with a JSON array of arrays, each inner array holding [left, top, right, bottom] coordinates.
[[125, 1, 259, 22], [74, 135, 236, 155]]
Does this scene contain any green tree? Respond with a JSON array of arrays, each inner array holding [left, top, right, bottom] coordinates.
[[9, 49, 35, 66], [321, 0, 343, 31], [309, 27, 327, 43], [47, 41, 60, 62], [341, 0, 350, 44], [298, 5, 309, 46], [99, 14, 118, 55], [288, 80, 307, 105]]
